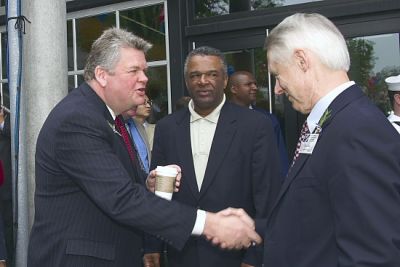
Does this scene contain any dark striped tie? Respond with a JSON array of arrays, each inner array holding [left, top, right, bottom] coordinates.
[[290, 121, 310, 169], [114, 115, 136, 164]]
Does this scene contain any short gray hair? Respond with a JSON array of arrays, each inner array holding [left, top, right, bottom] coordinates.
[[84, 28, 152, 81], [183, 46, 228, 79], [265, 13, 350, 71]]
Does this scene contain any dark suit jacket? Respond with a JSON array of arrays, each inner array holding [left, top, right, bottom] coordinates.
[[151, 101, 282, 267], [251, 105, 289, 176], [27, 82, 197, 267], [262, 85, 400, 267]]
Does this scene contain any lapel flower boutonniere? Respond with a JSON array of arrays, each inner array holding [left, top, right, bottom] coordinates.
[[108, 121, 121, 137], [314, 109, 332, 134]]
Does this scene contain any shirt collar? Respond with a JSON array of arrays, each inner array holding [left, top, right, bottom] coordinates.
[[107, 106, 117, 120], [307, 81, 355, 132], [189, 94, 226, 123]]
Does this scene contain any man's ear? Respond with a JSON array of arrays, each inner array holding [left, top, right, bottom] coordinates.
[[94, 66, 107, 87], [230, 85, 237, 95], [294, 49, 309, 72]]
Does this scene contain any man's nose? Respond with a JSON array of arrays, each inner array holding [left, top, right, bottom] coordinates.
[[199, 73, 209, 84], [139, 71, 148, 83]]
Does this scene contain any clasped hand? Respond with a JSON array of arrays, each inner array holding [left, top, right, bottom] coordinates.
[[146, 166, 262, 251], [204, 207, 262, 250], [145, 165, 181, 193]]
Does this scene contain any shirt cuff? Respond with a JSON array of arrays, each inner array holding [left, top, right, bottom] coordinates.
[[191, 209, 206, 236]]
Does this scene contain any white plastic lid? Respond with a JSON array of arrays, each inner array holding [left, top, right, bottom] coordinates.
[[156, 166, 178, 177]]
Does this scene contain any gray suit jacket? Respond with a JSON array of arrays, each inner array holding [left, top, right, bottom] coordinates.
[[27, 82, 197, 267]]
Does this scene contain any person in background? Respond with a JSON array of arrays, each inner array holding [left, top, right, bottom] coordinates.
[[384, 74, 400, 133], [139, 96, 156, 151], [261, 13, 400, 267], [0, 107, 13, 267], [149, 46, 282, 267], [228, 70, 289, 176], [174, 96, 191, 111], [123, 94, 153, 176], [27, 28, 262, 267]]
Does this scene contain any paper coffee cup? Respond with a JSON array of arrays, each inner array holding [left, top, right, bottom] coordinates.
[[155, 166, 178, 200]]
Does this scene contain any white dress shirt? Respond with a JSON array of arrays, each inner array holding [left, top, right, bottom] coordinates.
[[188, 95, 225, 190], [388, 113, 400, 134], [307, 81, 355, 132]]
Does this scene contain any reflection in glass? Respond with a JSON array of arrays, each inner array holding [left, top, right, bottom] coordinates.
[[195, 0, 322, 19], [67, 20, 74, 72], [145, 66, 168, 122], [1, 33, 7, 79], [76, 13, 116, 70], [347, 33, 400, 115], [120, 3, 166, 61]]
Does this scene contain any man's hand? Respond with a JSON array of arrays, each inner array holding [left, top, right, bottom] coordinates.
[[146, 164, 181, 192], [143, 253, 160, 267], [203, 208, 262, 250]]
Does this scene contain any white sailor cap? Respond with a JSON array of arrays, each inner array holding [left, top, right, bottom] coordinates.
[[385, 74, 400, 92]]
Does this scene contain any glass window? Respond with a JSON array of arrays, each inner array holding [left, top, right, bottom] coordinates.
[[75, 13, 116, 70], [1, 33, 6, 80], [146, 65, 168, 122], [67, 2, 170, 122], [1, 82, 9, 110], [347, 33, 400, 115], [0, 32, 7, 109], [224, 47, 286, 136], [67, 20, 74, 72], [195, 0, 323, 19], [120, 3, 166, 61]]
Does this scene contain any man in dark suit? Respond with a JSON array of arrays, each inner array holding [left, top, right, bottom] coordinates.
[[148, 46, 282, 267], [27, 28, 262, 267], [228, 70, 289, 176], [261, 13, 400, 267]]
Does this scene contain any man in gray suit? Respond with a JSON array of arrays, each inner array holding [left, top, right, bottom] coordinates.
[[27, 28, 261, 267]]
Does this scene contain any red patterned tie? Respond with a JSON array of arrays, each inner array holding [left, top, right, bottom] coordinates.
[[290, 121, 310, 169], [114, 115, 136, 163]]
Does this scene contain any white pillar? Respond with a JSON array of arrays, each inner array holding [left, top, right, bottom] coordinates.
[[15, 0, 68, 266]]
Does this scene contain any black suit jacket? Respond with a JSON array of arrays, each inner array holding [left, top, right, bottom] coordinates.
[[262, 85, 400, 267], [151, 101, 282, 267], [27, 82, 197, 266]]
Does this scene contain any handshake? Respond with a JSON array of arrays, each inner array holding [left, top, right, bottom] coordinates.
[[146, 165, 262, 250], [203, 207, 262, 250]]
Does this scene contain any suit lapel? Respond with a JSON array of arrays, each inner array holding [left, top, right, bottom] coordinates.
[[175, 110, 200, 199], [268, 84, 365, 217], [80, 82, 141, 184], [199, 103, 236, 198]]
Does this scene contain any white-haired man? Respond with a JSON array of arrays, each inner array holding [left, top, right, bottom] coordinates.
[[261, 13, 400, 267]]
